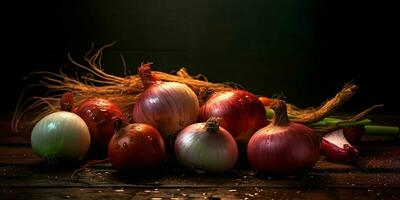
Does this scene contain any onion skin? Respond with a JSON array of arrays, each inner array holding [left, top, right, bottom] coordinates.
[[133, 64, 199, 137], [31, 111, 90, 161], [75, 98, 124, 158], [247, 101, 320, 174], [174, 118, 238, 173], [108, 123, 166, 171], [199, 89, 267, 142]]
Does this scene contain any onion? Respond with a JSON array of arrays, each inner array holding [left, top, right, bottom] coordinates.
[[343, 127, 364, 145], [31, 111, 90, 161], [322, 129, 359, 163], [199, 89, 267, 142], [108, 120, 166, 171], [174, 117, 238, 173], [247, 101, 320, 174], [133, 64, 199, 137], [75, 98, 124, 158]]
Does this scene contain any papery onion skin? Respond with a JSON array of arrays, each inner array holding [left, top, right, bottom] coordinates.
[[174, 118, 238, 173], [108, 123, 166, 171], [31, 111, 90, 160], [75, 98, 124, 158], [133, 64, 199, 136], [247, 101, 320, 174], [199, 89, 267, 142]]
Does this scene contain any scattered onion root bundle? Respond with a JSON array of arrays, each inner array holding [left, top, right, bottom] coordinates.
[[12, 44, 369, 134]]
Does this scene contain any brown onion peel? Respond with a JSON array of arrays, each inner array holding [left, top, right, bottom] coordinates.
[[321, 129, 359, 163]]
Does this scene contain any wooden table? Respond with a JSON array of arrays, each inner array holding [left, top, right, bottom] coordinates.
[[1, 115, 399, 199]]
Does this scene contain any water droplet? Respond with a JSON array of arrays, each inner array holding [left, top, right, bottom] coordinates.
[[245, 193, 254, 197], [115, 189, 124, 192]]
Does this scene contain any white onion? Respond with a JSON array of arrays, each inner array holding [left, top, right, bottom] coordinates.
[[174, 117, 238, 173], [31, 111, 91, 160]]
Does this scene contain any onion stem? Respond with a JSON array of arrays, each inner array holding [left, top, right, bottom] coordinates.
[[310, 118, 371, 127], [364, 125, 399, 137], [337, 119, 372, 128]]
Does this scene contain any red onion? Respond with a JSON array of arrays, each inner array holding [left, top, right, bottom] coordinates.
[[75, 98, 124, 158], [133, 64, 199, 137], [343, 127, 364, 145], [322, 129, 359, 163], [247, 101, 320, 174], [174, 117, 238, 173], [199, 89, 267, 142], [108, 120, 166, 171]]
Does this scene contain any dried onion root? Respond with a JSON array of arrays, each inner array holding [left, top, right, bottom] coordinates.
[[12, 44, 360, 134]]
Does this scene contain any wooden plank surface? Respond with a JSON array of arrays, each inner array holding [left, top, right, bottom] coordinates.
[[1, 188, 398, 200]]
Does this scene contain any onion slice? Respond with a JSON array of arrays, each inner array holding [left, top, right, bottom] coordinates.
[[322, 129, 359, 163]]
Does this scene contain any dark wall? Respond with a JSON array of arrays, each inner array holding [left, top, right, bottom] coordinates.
[[3, 1, 397, 114]]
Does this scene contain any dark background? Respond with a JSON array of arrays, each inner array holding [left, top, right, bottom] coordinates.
[[2, 0, 398, 116]]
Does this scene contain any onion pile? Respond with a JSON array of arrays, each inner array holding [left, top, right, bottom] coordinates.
[[174, 117, 238, 173], [199, 89, 267, 142], [133, 64, 199, 137], [247, 101, 320, 174], [24, 60, 374, 175]]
